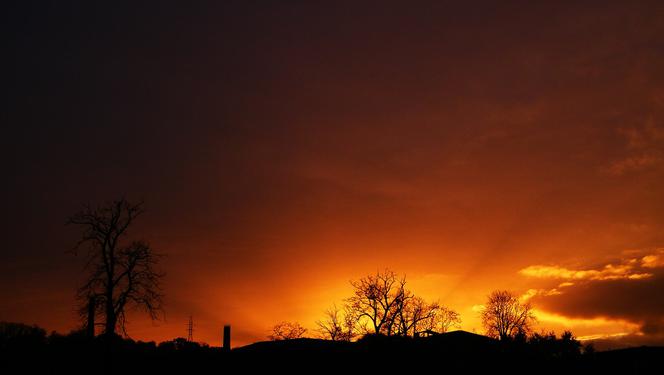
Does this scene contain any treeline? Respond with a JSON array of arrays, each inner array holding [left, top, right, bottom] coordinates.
[[271, 269, 461, 341], [0, 322, 224, 374], [270, 269, 590, 353], [0, 322, 218, 354], [325, 269, 460, 339]]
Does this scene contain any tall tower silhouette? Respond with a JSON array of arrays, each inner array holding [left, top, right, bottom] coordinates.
[[223, 325, 231, 350], [187, 315, 194, 342]]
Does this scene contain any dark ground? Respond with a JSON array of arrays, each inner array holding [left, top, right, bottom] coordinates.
[[1, 328, 662, 374]]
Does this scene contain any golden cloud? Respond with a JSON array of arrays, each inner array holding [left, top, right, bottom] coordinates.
[[521, 251, 664, 345], [519, 262, 652, 281], [641, 249, 664, 268]]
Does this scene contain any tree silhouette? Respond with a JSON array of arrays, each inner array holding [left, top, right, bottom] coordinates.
[[347, 269, 407, 336], [527, 330, 583, 359], [435, 306, 462, 333], [346, 269, 459, 337], [269, 321, 307, 340], [396, 296, 437, 336], [316, 304, 357, 341], [559, 330, 582, 357], [481, 290, 535, 340], [68, 198, 164, 337], [0, 322, 47, 351]]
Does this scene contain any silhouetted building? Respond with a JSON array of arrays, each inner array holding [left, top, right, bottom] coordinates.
[[223, 325, 231, 350], [415, 329, 439, 338]]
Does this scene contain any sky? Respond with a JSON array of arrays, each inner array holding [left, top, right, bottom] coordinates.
[[2, 1, 664, 348]]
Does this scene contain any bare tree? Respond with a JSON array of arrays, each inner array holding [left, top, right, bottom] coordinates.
[[481, 290, 535, 340], [345, 269, 461, 338], [69, 199, 164, 337], [269, 321, 307, 340], [316, 304, 356, 341], [347, 269, 407, 336], [435, 306, 462, 333], [396, 296, 438, 337], [401, 303, 462, 336]]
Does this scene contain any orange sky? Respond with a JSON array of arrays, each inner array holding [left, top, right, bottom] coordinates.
[[2, 1, 664, 348]]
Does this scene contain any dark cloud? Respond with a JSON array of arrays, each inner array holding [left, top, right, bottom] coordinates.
[[534, 268, 664, 343]]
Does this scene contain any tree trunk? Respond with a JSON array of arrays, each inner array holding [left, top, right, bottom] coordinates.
[[105, 293, 115, 336], [87, 297, 95, 338]]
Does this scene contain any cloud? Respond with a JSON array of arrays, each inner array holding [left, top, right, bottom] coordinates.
[[519, 249, 664, 346], [605, 119, 664, 176], [641, 249, 664, 268], [618, 119, 664, 150], [580, 332, 664, 351], [536, 272, 664, 334], [576, 332, 631, 341], [519, 280, 579, 302], [471, 304, 485, 313], [520, 288, 563, 302], [605, 154, 661, 176], [519, 261, 652, 281]]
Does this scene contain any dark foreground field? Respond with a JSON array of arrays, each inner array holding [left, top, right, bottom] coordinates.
[[2, 330, 662, 374]]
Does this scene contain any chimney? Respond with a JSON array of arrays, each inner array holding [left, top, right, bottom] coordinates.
[[223, 325, 231, 350]]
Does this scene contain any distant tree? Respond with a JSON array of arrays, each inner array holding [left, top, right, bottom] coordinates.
[[481, 290, 535, 340], [0, 322, 47, 350], [316, 304, 357, 341], [528, 330, 557, 355], [559, 330, 582, 357], [347, 269, 407, 336], [432, 305, 462, 333], [269, 321, 307, 340], [345, 269, 460, 338], [68, 198, 164, 337], [396, 298, 461, 337], [528, 330, 582, 359], [396, 296, 437, 337], [158, 337, 202, 352]]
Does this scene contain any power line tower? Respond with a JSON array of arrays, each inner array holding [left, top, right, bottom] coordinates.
[[187, 315, 194, 342]]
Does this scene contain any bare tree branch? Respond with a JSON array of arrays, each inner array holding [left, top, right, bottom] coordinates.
[[481, 290, 536, 340], [269, 322, 307, 340], [69, 198, 163, 338]]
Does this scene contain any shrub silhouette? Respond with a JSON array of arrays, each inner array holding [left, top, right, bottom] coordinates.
[[0, 322, 47, 351]]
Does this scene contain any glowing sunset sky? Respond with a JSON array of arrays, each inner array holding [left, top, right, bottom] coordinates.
[[2, 1, 664, 348]]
